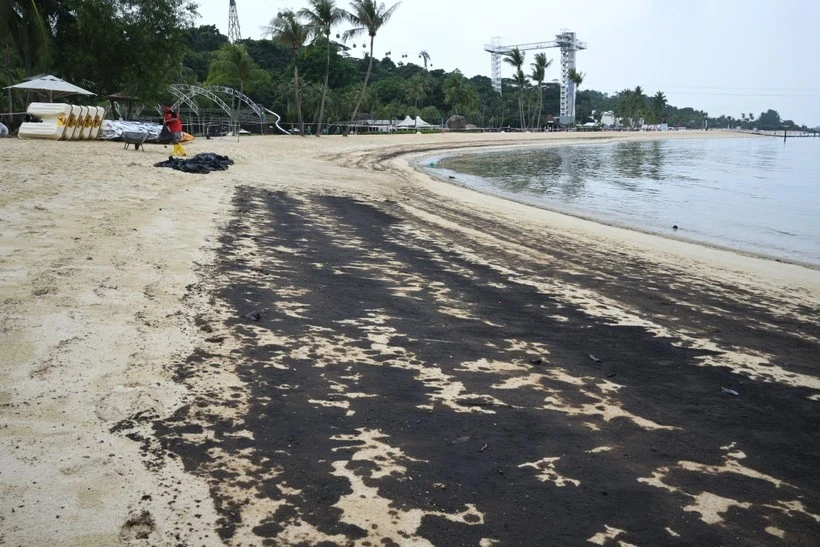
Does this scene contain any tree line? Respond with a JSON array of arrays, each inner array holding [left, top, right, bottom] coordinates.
[[2, 0, 811, 133]]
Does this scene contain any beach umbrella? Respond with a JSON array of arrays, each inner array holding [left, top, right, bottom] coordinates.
[[4, 74, 95, 102]]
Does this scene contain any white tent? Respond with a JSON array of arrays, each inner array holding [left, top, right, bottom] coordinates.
[[4, 74, 94, 102], [396, 115, 435, 130], [414, 116, 434, 128], [396, 116, 415, 128]]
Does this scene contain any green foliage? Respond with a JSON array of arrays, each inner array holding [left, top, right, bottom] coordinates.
[[757, 109, 782, 130], [502, 48, 529, 129], [568, 68, 584, 87], [342, 0, 401, 132], [299, 0, 346, 134], [2, 0, 58, 76], [185, 24, 228, 52], [420, 105, 442, 124], [371, 76, 405, 105], [207, 44, 270, 94], [443, 70, 478, 117], [1, 0, 805, 132], [267, 9, 310, 134], [182, 25, 228, 82], [48, 0, 198, 100], [298, 40, 357, 89], [404, 73, 428, 108]]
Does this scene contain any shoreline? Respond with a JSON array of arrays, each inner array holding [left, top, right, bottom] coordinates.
[[1, 130, 818, 544], [411, 135, 820, 272]]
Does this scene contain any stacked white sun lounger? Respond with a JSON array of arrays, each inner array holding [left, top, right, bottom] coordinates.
[[17, 102, 106, 140]]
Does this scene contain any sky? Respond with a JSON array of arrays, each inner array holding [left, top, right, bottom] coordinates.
[[195, 0, 820, 126]]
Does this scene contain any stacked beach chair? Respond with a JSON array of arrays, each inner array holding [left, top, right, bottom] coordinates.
[[18, 102, 105, 140]]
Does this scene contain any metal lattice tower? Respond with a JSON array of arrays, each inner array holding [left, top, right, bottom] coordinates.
[[489, 37, 503, 89], [484, 30, 587, 123], [228, 0, 241, 43]]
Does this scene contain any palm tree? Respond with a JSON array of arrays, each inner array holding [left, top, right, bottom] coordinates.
[[568, 68, 584, 125], [2, 0, 56, 77], [632, 85, 645, 128], [404, 73, 427, 108], [299, 0, 345, 137], [266, 10, 309, 136], [651, 91, 667, 124], [502, 47, 526, 129], [343, 0, 401, 135], [615, 88, 634, 128], [443, 70, 477, 116], [207, 43, 270, 137], [530, 53, 551, 130]]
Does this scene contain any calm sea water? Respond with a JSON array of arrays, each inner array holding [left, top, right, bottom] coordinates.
[[430, 137, 820, 266]]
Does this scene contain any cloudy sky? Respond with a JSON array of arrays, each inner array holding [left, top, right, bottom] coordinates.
[[195, 0, 820, 126]]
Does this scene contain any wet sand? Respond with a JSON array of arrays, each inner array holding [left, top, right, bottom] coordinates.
[[0, 131, 818, 545]]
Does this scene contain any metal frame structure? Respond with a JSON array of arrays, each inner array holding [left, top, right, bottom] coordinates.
[[228, 0, 241, 43], [167, 84, 291, 136], [484, 30, 587, 124], [169, 84, 264, 119]]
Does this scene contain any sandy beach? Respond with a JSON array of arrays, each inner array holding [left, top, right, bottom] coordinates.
[[1, 130, 818, 545]]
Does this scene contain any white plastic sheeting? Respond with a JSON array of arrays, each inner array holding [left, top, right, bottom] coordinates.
[[98, 120, 163, 141]]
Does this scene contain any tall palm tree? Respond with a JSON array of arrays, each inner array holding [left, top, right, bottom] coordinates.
[[502, 47, 526, 129], [343, 0, 401, 135], [513, 68, 529, 129], [207, 43, 270, 137], [267, 10, 309, 136], [651, 90, 667, 124], [404, 73, 427, 108], [2, 0, 56, 77], [632, 85, 645, 128], [530, 52, 551, 130], [300, 0, 345, 137], [615, 88, 633, 128], [443, 70, 467, 115], [568, 68, 584, 125], [568, 68, 584, 90]]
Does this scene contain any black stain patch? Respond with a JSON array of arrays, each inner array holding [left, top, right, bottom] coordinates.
[[153, 188, 820, 545]]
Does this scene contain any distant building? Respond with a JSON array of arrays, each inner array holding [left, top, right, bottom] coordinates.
[[601, 111, 619, 126]]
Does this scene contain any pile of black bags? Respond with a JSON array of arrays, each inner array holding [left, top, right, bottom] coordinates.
[[154, 153, 234, 174]]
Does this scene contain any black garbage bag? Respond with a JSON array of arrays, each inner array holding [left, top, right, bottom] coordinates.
[[154, 153, 234, 174], [157, 125, 173, 144]]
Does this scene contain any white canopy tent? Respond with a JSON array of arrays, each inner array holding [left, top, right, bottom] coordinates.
[[396, 116, 415, 128], [396, 115, 435, 130], [4, 74, 94, 102], [414, 116, 435, 129]]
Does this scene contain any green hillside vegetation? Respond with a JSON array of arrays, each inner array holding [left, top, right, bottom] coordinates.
[[1, 0, 811, 132]]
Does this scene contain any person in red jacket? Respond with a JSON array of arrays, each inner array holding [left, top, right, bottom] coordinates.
[[162, 106, 185, 157]]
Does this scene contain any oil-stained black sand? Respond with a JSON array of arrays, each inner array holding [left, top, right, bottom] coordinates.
[[151, 186, 818, 545]]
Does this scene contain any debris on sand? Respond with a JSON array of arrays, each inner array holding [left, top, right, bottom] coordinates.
[[721, 387, 740, 396], [589, 354, 602, 363], [154, 152, 234, 174]]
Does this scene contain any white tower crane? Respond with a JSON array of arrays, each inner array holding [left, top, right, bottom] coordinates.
[[484, 30, 587, 124]]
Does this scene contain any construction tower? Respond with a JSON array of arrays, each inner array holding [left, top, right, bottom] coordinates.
[[229, 0, 241, 43], [484, 30, 587, 124]]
